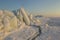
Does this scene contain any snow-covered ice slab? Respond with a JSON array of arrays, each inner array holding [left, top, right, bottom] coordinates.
[[4, 25, 39, 40]]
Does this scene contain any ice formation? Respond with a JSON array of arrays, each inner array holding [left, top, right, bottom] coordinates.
[[0, 8, 41, 40], [0, 8, 60, 40]]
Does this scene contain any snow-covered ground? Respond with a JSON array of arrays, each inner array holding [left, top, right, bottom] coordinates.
[[3, 17, 60, 40]]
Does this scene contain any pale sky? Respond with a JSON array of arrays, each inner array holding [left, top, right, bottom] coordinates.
[[0, 0, 60, 17]]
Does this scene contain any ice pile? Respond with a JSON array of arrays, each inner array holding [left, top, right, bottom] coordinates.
[[0, 8, 41, 40]]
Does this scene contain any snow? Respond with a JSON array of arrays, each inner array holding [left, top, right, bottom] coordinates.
[[0, 8, 60, 40]]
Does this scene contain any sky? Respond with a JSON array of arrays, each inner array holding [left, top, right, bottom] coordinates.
[[0, 0, 60, 17]]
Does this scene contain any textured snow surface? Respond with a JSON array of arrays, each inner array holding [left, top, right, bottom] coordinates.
[[3, 25, 60, 40]]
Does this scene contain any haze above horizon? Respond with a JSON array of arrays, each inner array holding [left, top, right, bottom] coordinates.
[[0, 0, 60, 17]]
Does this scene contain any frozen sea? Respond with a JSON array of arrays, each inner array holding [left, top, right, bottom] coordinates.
[[3, 17, 60, 40]]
